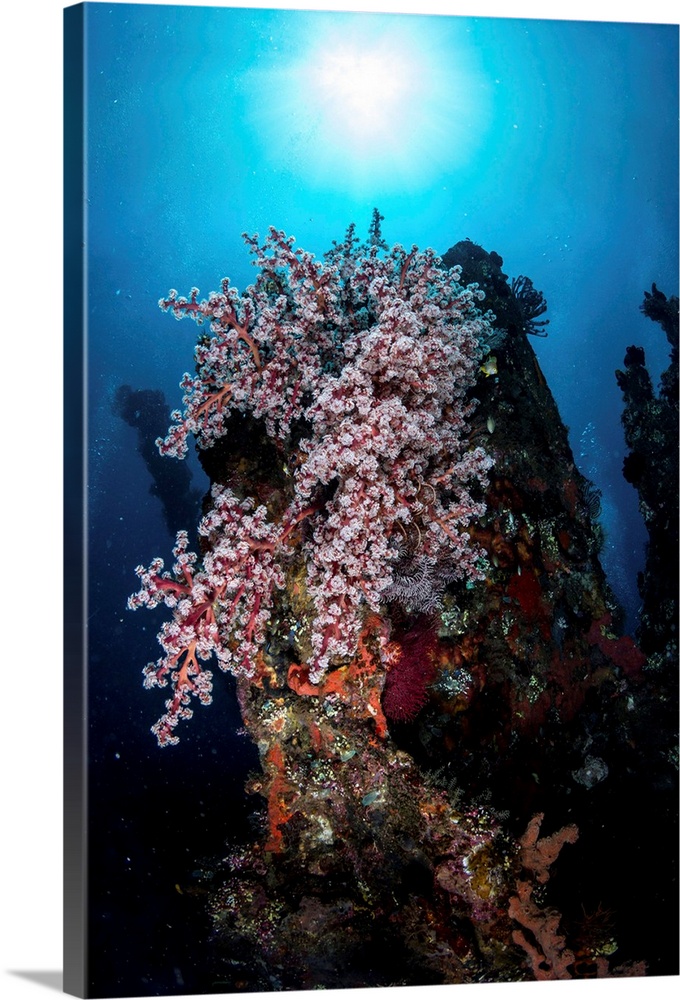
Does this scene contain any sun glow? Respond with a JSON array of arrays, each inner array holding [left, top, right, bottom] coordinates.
[[314, 43, 414, 144], [241, 19, 489, 194]]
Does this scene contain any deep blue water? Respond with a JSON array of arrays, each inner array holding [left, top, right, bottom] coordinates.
[[80, 3, 678, 994]]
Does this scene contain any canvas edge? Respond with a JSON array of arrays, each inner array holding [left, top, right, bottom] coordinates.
[[63, 3, 88, 997]]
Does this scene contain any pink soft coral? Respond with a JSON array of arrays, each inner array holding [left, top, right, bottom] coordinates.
[[131, 220, 494, 742], [129, 488, 287, 744]]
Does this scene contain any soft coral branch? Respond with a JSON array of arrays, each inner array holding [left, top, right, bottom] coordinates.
[[133, 221, 495, 739], [129, 488, 289, 744]]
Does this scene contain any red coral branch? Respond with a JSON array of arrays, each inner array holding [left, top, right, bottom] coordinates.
[[509, 881, 576, 980], [508, 814, 580, 980], [587, 613, 646, 678], [519, 812, 579, 883]]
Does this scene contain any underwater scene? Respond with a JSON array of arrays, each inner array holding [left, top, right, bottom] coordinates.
[[72, 1, 678, 995]]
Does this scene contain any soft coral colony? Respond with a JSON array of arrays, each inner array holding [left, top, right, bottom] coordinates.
[[126, 216, 667, 987], [129, 219, 494, 745]]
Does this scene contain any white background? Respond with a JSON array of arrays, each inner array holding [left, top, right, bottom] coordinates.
[[0, 1, 677, 999]]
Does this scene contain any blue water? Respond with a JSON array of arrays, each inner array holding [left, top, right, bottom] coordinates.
[[86, 3, 678, 629], [80, 4, 678, 992]]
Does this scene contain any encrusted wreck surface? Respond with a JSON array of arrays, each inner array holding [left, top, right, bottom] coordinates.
[[616, 283, 679, 662], [130, 227, 678, 990]]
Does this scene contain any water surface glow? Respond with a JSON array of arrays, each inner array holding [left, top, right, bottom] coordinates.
[[240, 16, 490, 193]]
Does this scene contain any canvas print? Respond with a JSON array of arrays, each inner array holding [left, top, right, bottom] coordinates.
[[63, 1, 679, 996]]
